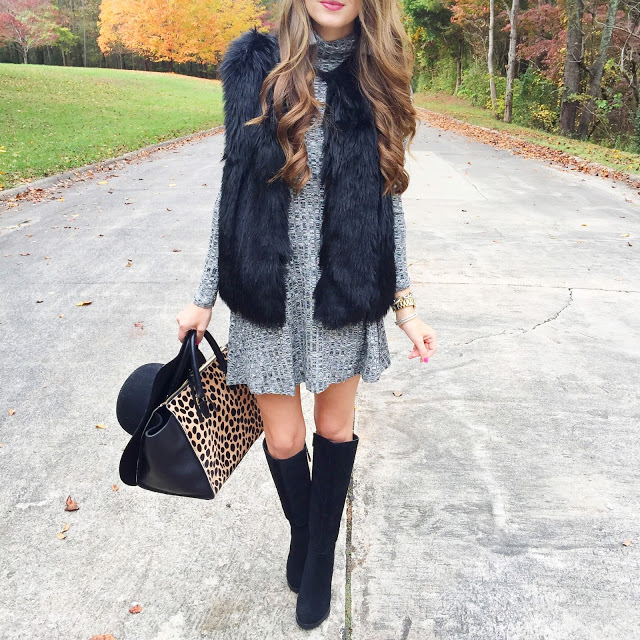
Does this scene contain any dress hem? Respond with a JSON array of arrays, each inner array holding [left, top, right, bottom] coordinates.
[[225, 354, 392, 397]]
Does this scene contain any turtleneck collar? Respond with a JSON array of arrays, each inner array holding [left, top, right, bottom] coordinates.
[[310, 25, 358, 72]]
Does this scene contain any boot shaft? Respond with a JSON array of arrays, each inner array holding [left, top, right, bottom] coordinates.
[[308, 431, 359, 553], [263, 438, 311, 528]]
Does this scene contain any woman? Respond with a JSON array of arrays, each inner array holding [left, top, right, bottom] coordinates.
[[176, 0, 437, 630]]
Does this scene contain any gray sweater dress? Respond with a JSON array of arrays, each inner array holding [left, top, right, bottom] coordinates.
[[193, 27, 412, 397]]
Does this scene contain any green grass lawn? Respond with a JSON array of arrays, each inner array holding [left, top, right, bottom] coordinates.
[[0, 64, 224, 191], [414, 91, 640, 177]]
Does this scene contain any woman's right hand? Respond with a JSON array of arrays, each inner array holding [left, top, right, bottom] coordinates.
[[176, 302, 213, 345]]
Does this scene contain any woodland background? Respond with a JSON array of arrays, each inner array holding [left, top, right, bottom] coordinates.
[[1, 0, 639, 173]]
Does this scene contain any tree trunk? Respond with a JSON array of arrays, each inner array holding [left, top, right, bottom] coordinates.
[[455, 38, 463, 95], [559, 0, 585, 135], [503, 0, 520, 123], [576, 0, 621, 138], [81, 0, 87, 66], [488, 0, 497, 115]]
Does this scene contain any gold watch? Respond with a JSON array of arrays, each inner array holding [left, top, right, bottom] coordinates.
[[392, 292, 415, 312]]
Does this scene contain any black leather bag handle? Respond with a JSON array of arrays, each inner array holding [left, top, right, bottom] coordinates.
[[203, 329, 228, 375]]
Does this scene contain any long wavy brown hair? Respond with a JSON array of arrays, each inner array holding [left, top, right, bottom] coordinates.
[[245, 0, 417, 197]]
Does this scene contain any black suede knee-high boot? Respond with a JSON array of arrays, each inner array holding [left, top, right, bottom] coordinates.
[[262, 437, 312, 592], [295, 431, 359, 629]]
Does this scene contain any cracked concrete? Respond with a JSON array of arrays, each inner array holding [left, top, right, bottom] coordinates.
[[529, 288, 573, 331], [0, 118, 639, 639], [350, 123, 640, 639]]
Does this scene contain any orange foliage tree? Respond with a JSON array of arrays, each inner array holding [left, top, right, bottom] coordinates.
[[97, 0, 265, 69]]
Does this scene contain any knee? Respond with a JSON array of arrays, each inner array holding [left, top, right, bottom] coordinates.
[[314, 409, 354, 443], [264, 429, 306, 459]]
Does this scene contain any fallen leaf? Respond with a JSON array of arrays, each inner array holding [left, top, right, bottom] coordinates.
[[61, 522, 70, 532], [75, 301, 93, 306], [56, 531, 66, 540], [97, 181, 108, 185], [58, 314, 64, 318], [622, 233, 630, 237], [112, 484, 119, 492], [622, 538, 632, 547], [19, 252, 30, 256], [65, 495, 79, 511], [129, 604, 142, 614], [172, 249, 181, 252], [95, 424, 107, 430], [392, 390, 403, 397], [168, 183, 177, 187], [8, 408, 15, 415]]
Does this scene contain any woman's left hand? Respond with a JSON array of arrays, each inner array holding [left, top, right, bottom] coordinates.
[[398, 316, 437, 363]]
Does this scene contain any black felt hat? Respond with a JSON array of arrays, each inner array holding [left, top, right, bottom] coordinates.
[[115, 343, 207, 436]]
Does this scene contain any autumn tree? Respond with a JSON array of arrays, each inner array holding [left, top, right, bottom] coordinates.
[[97, 0, 264, 71], [0, 0, 59, 63], [576, 0, 623, 137]]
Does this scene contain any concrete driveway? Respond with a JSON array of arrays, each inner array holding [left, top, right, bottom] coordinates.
[[1, 120, 638, 639]]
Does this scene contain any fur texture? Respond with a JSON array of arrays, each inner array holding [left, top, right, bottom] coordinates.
[[216, 27, 396, 329]]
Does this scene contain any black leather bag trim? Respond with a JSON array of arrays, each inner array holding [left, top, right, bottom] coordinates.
[[137, 406, 214, 499]]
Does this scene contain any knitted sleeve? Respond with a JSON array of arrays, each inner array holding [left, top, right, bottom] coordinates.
[[192, 189, 221, 309], [392, 193, 411, 292], [392, 85, 413, 292]]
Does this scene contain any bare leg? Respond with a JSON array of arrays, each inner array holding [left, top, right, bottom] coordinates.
[[313, 373, 360, 442], [255, 384, 307, 459]]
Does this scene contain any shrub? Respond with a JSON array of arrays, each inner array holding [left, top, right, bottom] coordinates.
[[458, 61, 505, 115], [512, 67, 560, 131]]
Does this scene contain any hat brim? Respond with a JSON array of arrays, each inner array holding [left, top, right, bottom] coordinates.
[[116, 362, 164, 435]]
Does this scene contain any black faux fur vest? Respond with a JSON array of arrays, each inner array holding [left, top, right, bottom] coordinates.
[[216, 26, 396, 329]]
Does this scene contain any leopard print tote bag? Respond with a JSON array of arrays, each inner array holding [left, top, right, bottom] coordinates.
[[118, 329, 264, 499]]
